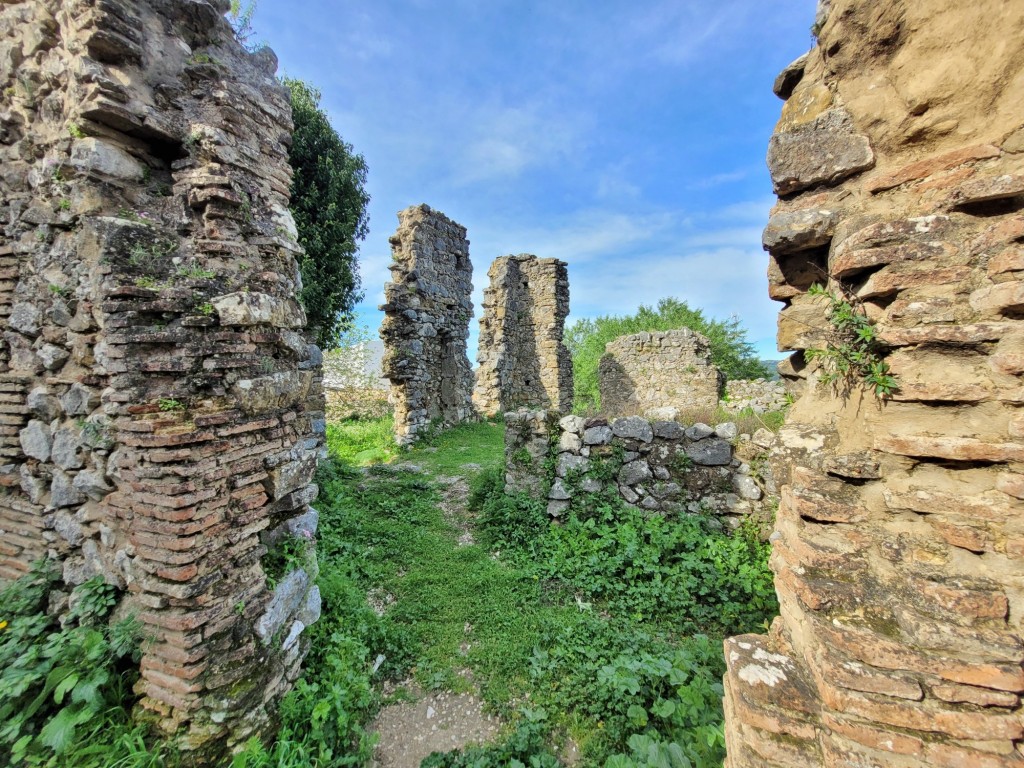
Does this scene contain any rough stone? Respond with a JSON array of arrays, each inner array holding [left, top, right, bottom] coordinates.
[[715, 422, 739, 439], [27, 387, 62, 421], [686, 438, 732, 466], [69, 137, 145, 182], [767, 107, 875, 195], [255, 568, 311, 643], [618, 459, 653, 485], [773, 52, 809, 100], [762, 208, 837, 254], [51, 426, 84, 469], [559, 414, 585, 434], [583, 425, 613, 445], [60, 383, 99, 416], [733, 474, 763, 501], [653, 420, 685, 439], [50, 469, 84, 508], [685, 423, 714, 440], [19, 419, 52, 462], [611, 416, 655, 443], [9, 302, 42, 336]]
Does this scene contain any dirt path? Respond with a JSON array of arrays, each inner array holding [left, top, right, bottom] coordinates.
[[369, 464, 501, 767]]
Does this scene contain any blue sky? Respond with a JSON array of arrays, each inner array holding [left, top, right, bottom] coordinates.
[[249, 1, 818, 359]]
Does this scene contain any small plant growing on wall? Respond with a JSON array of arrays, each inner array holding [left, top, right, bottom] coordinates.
[[805, 282, 898, 399]]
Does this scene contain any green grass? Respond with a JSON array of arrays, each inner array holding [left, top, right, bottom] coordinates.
[[404, 419, 505, 476], [326, 416, 400, 466]]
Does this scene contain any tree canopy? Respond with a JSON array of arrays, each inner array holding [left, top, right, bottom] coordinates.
[[286, 78, 370, 349], [565, 297, 769, 413]]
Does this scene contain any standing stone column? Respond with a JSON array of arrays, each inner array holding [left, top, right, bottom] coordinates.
[[473, 254, 572, 417], [380, 204, 475, 444], [0, 0, 323, 758], [723, 1, 1024, 766]]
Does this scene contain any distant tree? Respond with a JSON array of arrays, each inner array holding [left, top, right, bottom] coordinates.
[[565, 297, 769, 413], [285, 78, 370, 349]]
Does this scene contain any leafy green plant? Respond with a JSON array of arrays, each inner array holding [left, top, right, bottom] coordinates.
[[0, 566, 151, 766], [58, 199, 71, 212], [67, 122, 85, 139], [805, 283, 898, 398], [157, 398, 185, 412], [262, 532, 315, 589]]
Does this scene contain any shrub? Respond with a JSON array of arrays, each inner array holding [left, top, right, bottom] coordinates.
[[286, 78, 370, 349]]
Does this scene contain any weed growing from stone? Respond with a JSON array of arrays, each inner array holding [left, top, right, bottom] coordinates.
[[806, 282, 898, 398], [157, 397, 185, 412]]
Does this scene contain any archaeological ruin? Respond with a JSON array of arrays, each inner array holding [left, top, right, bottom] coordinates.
[[473, 254, 572, 417], [379, 204, 475, 445], [722, 1, 1024, 765], [0, 0, 323, 756], [599, 329, 724, 418]]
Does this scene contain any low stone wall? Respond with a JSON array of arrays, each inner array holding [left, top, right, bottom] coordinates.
[[599, 329, 724, 417], [720, 378, 790, 414], [505, 410, 778, 526]]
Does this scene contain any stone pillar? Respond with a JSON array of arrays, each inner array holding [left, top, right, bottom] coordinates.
[[723, 1, 1024, 766], [0, 0, 322, 757], [473, 254, 572, 417], [599, 329, 724, 418], [380, 204, 475, 444]]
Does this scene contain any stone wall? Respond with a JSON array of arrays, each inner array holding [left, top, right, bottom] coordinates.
[[380, 204, 475, 444], [599, 329, 724, 417], [723, 1, 1024, 766], [720, 378, 789, 415], [0, 0, 323, 757], [473, 254, 572, 417], [505, 410, 777, 525]]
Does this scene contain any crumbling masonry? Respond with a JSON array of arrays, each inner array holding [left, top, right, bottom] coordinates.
[[723, 1, 1024, 765], [599, 329, 724, 418], [1, 0, 323, 757], [473, 254, 572, 417], [380, 204, 475, 444]]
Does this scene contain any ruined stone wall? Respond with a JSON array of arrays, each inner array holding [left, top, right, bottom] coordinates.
[[505, 409, 777, 524], [380, 204, 475, 444], [0, 0, 323, 756], [473, 254, 572, 417], [599, 329, 724, 417], [723, 1, 1024, 765]]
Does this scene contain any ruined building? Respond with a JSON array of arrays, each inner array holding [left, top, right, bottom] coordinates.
[[1, 0, 323, 756], [599, 329, 724, 417], [723, 1, 1024, 765], [473, 254, 572, 417], [380, 204, 475, 444]]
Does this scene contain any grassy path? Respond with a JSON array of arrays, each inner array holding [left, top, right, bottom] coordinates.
[[237, 417, 777, 767]]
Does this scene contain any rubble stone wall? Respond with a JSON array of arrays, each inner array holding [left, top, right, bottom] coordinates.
[[505, 410, 778, 526], [599, 329, 724, 417], [473, 254, 572, 417], [724, 1, 1024, 766], [380, 204, 475, 444], [0, 0, 323, 757]]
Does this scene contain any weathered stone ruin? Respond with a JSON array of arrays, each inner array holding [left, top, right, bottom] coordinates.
[[380, 204, 475, 444], [599, 329, 724, 417], [720, 378, 789, 415], [1, 0, 323, 756], [723, 1, 1024, 765], [505, 409, 776, 524], [473, 254, 572, 417]]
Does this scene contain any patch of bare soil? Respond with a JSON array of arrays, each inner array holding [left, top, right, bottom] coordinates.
[[370, 683, 502, 768], [434, 474, 475, 547]]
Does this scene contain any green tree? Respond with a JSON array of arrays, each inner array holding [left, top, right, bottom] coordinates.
[[286, 78, 370, 349], [565, 297, 769, 413]]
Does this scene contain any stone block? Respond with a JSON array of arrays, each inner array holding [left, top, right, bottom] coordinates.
[[767, 108, 874, 195], [686, 438, 732, 466], [611, 416, 654, 443]]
